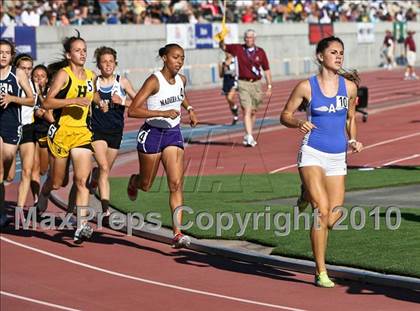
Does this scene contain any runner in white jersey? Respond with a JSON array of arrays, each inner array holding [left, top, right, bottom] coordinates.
[[31, 64, 53, 206], [144, 70, 184, 129], [14, 54, 37, 212], [280, 37, 362, 288], [126, 43, 198, 249]]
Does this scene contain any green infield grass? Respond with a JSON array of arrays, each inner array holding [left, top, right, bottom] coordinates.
[[109, 167, 420, 277]]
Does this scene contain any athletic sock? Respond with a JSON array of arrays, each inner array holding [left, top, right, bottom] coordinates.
[[101, 199, 110, 214], [75, 205, 89, 227], [31, 180, 40, 204], [231, 105, 239, 115], [0, 182, 5, 214]]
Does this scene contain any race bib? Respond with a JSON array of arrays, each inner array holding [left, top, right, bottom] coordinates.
[[336, 96, 348, 110], [137, 129, 150, 144], [47, 124, 58, 140]]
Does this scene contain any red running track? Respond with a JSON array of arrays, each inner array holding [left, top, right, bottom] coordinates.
[[2, 68, 420, 311], [2, 220, 420, 311], [112, 99, 420, 177], [112, 67, 420, 177], [123, 68, 420, 132]]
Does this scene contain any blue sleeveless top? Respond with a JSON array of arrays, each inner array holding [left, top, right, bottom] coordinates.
[[91, 74, 126, 133], [303, 75, 349, 154], [0, 66, 22, 128]]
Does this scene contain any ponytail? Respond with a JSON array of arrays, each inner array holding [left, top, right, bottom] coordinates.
[[47, 60, 69, 78], [338, 68, 360, 87]]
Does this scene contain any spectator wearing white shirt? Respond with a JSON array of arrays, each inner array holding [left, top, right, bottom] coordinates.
[[21, 4, 40, 27], [1, 5, 15, 27]]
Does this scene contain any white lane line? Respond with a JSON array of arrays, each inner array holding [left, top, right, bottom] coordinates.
[[382, 154, 420, 166], [192, 102, 420, 145], [193, 99, 420, 123], [366, 101, 420, 115], [0, 291, 81, 311], [362, 132, 420, 151], [0, 237, 307, 311], [269, 132, 420, 174], [269, 164, 297, 174], [17, 102, 412, 177], [188, 123, 287, 144]]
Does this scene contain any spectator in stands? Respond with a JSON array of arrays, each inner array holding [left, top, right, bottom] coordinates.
[[21, 3, 41, 26], [201, 0, 223, 22], [256, 1, 272, 24], [271, 3, 286, 23], [11, 4, 24, 26], [98, 0, 118, 22], [132, 0, 147, 24], [167, 1, 189, 23], [40, 11, 57, 26], [144, 2, 165, 24], [292, 0, 305, 22], [2, 0, 419, 26], [59, 8, 70, 26], [1, 3, 15, 26], [69, 9, 84, 25], [307, 3, 320, 23], [241, 6, 255, 23], [78, 0, 89, 21]]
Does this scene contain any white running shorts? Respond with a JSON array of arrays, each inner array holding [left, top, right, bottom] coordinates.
[[298, 145, 347, 176]]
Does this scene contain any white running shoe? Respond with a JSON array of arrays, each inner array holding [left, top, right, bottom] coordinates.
[[242, 135, 248, 146], [74, 223, 93, 245], [243, 135, 257, 147], [172, 233, 191, 249]]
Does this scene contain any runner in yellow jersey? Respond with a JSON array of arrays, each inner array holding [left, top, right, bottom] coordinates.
[[37, 31, 96, 244], [47, 65, 94, 158]]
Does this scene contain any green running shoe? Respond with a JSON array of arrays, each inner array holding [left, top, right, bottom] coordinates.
[[315, 271, 335, 288]]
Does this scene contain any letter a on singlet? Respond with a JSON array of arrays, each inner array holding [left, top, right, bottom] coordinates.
[[328, 104, 336, 113]]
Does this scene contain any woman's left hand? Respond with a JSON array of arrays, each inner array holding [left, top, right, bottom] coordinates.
[[349, 140, 363, 153], [0, 93, 12, 109], [189, 110, 198, 127], [99, 100, 109, 113], [111, 93, 123, 105]]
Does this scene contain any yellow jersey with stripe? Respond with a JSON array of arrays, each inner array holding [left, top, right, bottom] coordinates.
[[54, 66, 94, 127]]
